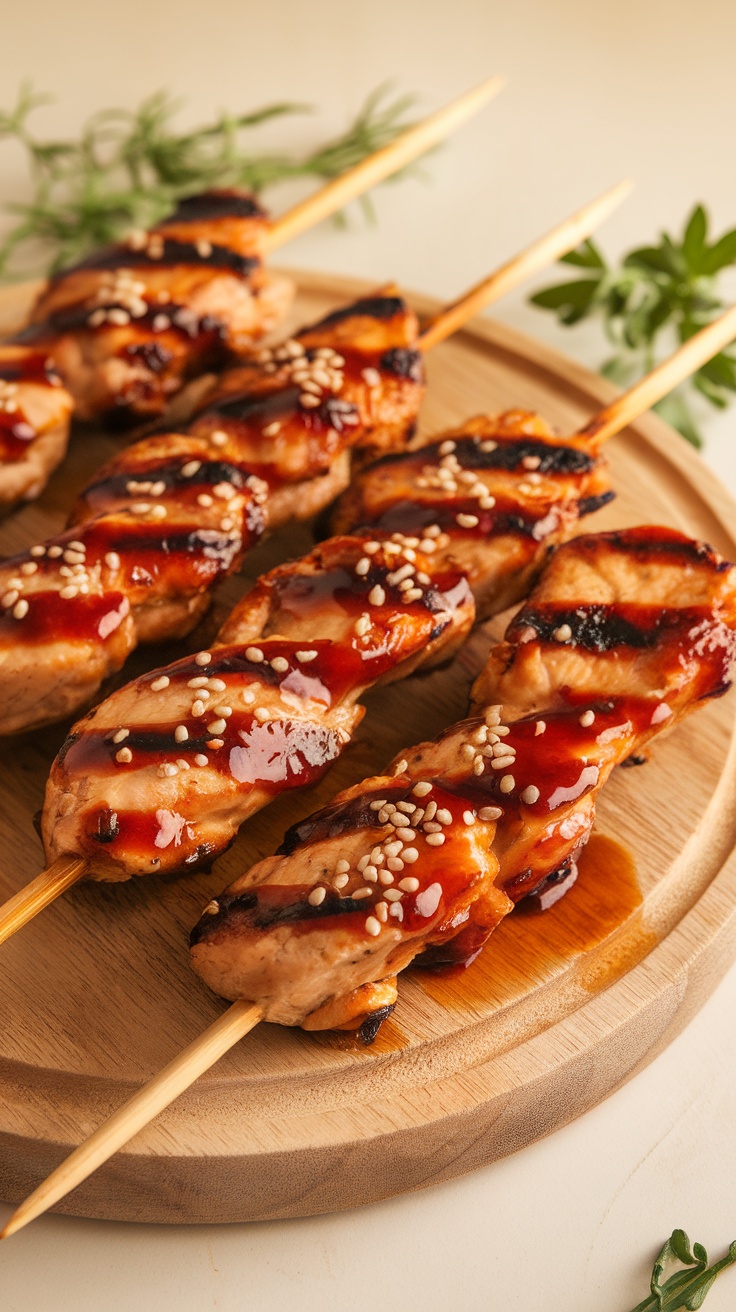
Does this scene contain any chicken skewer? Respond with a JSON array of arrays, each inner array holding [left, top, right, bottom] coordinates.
[[4, 521, 734, 1237], [0, 77, 502, 504], [0, 178, 629, 745], [0, 181, 630, 739], [0, 346, 75, 507], [1, 292, 732, 945]]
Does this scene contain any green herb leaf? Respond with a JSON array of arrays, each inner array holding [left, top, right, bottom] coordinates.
[[529, 201, 736, 444], [628, 1230, 736, 1311], [0, 82, 426, 279]]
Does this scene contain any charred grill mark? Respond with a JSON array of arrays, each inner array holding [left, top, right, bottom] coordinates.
[[577, 491, 616, 517], [61, 239, 260, 279], [81, 459, 253, 504], [278, 789, 402, 855], [508, 603, 715, 651], [379, 347, 424, 381], [311, 296, 408, 328], [367, 436, 596, 477], [574, 526, 727, 570], [164, 191, 266, 223], [189, 886, 369, 945]]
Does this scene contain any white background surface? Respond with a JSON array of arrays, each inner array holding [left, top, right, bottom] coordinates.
[[2, 1, 736, 1308]]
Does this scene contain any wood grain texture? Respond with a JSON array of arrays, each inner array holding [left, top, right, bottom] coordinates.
[[0, 270, 735, 1224]]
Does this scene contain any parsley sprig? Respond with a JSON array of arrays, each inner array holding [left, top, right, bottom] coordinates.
[[0, 83, 423, 280], [628, 1229, 736, 1310], [529, 205, 736, 446]]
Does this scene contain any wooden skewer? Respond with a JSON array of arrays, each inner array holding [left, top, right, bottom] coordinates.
[[417, 178, 633, 351], [0, 179, 635, 951], [0, 855, 85, 947], [0, 1000, 262, 1240], [264, 76, 505, 252], [9, 286, 736, 1247], [576, 302, 736, 447]]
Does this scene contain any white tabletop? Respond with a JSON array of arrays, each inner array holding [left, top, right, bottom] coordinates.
[[3, 1, 736, 1307]]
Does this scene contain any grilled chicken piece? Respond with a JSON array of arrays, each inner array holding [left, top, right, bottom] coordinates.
[[329, 409, 612, 617], [43, 534, 474, 880], [13, 190, 293, 425], [189, 527, 736, 1035], [0, 292, 424, 735], [0, 346, 74, 505], [42, 409, 612, 880]]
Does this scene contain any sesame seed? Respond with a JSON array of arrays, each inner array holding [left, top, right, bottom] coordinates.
[[174, 726, 189, 743], [499, 774, 516, 793], [379, 870, 394, 886], [195, 652, 212, 666], [1, 590, 19, 607], [253, 708, 270, 722], [194, 754, 209, 767], [197, 493, 214, 508], [59, 585, 78, 599], [535, 720, 546, 736], [491, 756, 516, 770], [355, 613, 371, 637], [387, 856, 405, 872], [425, 832, 445, 846], [396, 801, 416, 815], [353, 887, 373, 900], [393, 758, 408, 776], [245, 646, 264, 663], [456, 513, 480, 528], [398, 877, 420, 892], [395, 827, 416, 842], [188, 676, 208, 688], [112, 728, 130, 744], [424, 800, 437, 821], [424, 821, 442, 833], [151, 676, 170, 692], [270, 656, 289, 674], [473, 756, 485, 776], [384, 888, 404, 902], [436, 808, 453, 826], [361, 366, 382, 387], [207, 738, 224, 749], [461, 743, 476, 760], [521, 785, 540, 804], [308, 886, 326, 907], [463, 810, 475, 825], [439, 440, 456, 455], [412, 781, 432, 797], [12, 600, 29, 619], [369, 799, 387, 811], [20, 561, 37, 576], [192, 700, 206, 717], [30, 545, 46, 557], [374, 901, 388, 922], [47, 545, 63, 558], [580, 709, 595, 727], [295, 650, 318, 662], [402, 847, 419, 863], [115, 747, 133, 764], [366, 583, 386, 608], [553, 623, 573, 642], [159, 762, 179, 777], [479, 806, 503, 821], [263, 421, 281, 437], [207, 678, 227, 692], [365, 916, 381, 937], [210, 430, 228, 447], [355, 557, 371, 576], [363, 866, 378, 882], [334, 873, 350, 890], [105, 552, 121, 570]]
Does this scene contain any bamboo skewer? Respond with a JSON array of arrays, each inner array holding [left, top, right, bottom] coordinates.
[[0, 181, 633, 951], [0, 1001, 263, 1240], [4, 292, 736, 1243], [264, 77, 505, 252]]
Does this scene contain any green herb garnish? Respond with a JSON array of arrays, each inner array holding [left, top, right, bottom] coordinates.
[[628, 1229, 736, 1310], [0, 82, 423, 280], [529, 205, 736, 446]]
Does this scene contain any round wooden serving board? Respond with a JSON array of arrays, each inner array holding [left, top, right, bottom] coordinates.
[[0, 271, 735, 1225]]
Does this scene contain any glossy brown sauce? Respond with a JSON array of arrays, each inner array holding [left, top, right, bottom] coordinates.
[[416, 832, 648, 1011]]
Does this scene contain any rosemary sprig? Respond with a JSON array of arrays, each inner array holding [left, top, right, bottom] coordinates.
[[529, 205, 736, 446], [627, 1229, 736, 1310], [0, 83, 423, 279]]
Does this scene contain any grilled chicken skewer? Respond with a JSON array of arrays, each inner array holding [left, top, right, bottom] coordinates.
[[1, 293, 732, 950], [0, 181, 630, 739], [0, 78, 501, 505], [4, 522, 734, 1238]]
